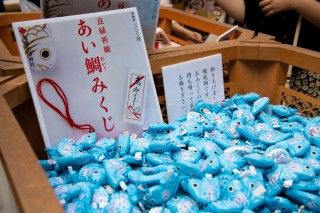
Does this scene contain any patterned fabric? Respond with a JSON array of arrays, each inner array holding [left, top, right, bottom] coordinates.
[[289, 69, 320, 99]]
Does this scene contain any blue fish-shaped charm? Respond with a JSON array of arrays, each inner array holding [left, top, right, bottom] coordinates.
[[285, 189, 320, 212], [166, 196, 199, 213], [305, 118, 320, 147], [146, 153, 173, 166], [128, 170, 170, 185], [251, 97, 269, 115], [175, 160, 202, 178], [173, 148, 201, 163], [265, 196, 297, 213], [117, 131, 131, 157], [75, 132, 97, 149], [144, 173, 179, 205], [187, 177, 220, 204], [270, 105, 297, 117], [103, 159, 131, 189], [129, 138, 149, 155], [107, 192, 133, 213], [79, 163, 107, 185], [91, 187, 109, 209], [305, 146, 320, 160]]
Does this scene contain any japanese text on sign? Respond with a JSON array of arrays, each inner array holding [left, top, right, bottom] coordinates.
[[162, 54, 225, 122], [77, 17, 114, 132]]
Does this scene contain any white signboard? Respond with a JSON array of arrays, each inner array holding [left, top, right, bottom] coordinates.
[[13, 8, 162, 147], [162, 54, 225, 122], [40, 0, 161, 49]]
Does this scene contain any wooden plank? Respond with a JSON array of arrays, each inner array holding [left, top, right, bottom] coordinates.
[[278, 86, 320, 108], [158, 6, 261, 42], [12, 99, 47, 160], [159, 6, 241, 36], [0, 38, 12, 57], [0, 12, 41, 26], [0, 39, 24, 78], [0, 39, 22, 62], [280, 45, 320, 74], [0, 12, 41, 56], [149, 41, 238, 74], [0, 74, 30, 109], [0, 75, 14, 85], [167, 34, 193, 46], [229, 60, 287, 104], [0, 157, 19, 213], [0, 95, 62, 213]]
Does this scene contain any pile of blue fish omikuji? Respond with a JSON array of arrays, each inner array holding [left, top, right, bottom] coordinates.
[[40, 93, 320, 213]]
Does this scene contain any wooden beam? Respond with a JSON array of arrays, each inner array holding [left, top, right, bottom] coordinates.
[[0, 95, 62, 213]]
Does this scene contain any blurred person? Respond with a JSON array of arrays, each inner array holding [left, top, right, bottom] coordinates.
[[0, 0, 5, 12], [163, 0, 225, 43], [216, 0, 320, 99]]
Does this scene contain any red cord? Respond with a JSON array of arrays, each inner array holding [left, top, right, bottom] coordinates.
[[37, 78, 95, 132], [127, 105, 141, 119]]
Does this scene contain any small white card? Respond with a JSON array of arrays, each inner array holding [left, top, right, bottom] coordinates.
[[124, 71, 146, 124], [13, 8, 162, 147], [162, 54, 225, 122], [40, 0, 161, 49]]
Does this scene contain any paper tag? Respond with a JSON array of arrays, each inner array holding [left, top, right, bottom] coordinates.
[[249, 166, 257, 175], [134, 152, 142, 160], [162, 54, 225, 122], [283, 179, 293, 188], [124, 71, 146, 125], [119, 181, 128, 190], [205, 173, 213, 179], [252, 185, 266, 196]]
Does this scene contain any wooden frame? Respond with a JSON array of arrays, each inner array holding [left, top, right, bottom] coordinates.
[[158, 6, 274, 46], [0, 12, 41, 56], [0, 39, 25, 79], [0, 11, 319, 213], [149, 39, 320, 105]]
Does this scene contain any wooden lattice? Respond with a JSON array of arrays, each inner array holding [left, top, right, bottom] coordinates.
[[224, 82, 235, 99], [223, 61, 231, 82], [278, 86, 320, 117]]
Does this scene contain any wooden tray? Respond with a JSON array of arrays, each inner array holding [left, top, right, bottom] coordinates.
[[0, 26, 319, 213]]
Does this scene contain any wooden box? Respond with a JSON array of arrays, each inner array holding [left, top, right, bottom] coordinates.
[[157, 6, 274, 46], [1, 40, 320, 212]]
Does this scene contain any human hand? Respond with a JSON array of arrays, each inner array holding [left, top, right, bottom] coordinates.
[[259, 0, 295, 16], [156, 27, 171, 45], [185, 30, 204, 43]]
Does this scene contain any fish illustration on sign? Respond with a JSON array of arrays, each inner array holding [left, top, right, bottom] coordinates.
[[19, 24, 56, 72]]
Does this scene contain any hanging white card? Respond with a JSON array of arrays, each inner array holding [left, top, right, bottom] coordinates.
[[13, 8, 162, 147], [40, 0, 161, 49], [123, 70, 147, 125], [162, 54, 225, 123]]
